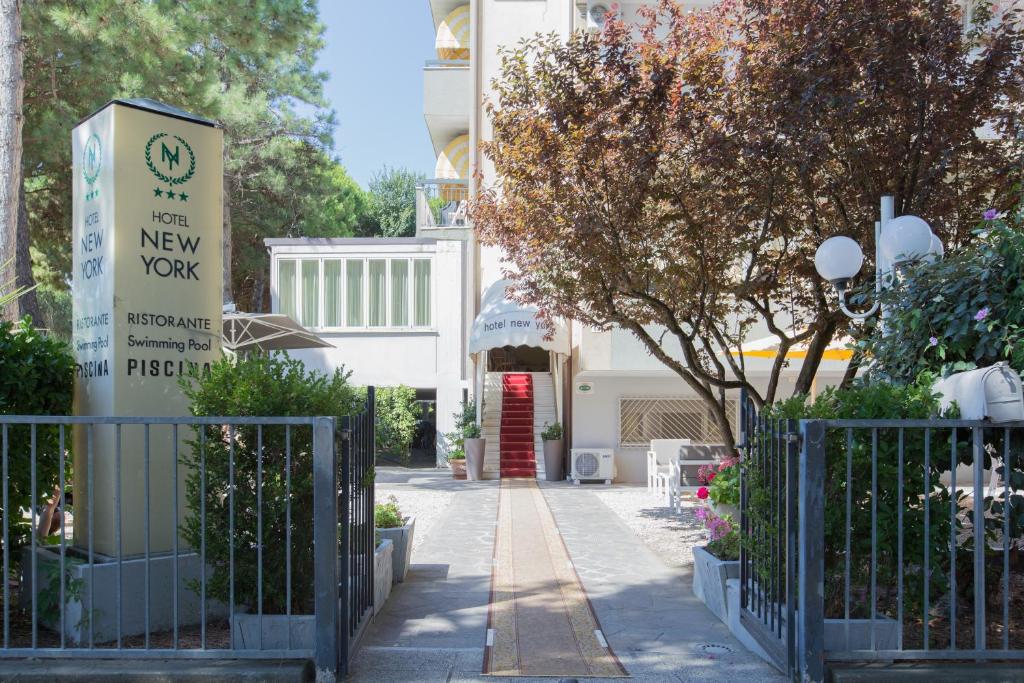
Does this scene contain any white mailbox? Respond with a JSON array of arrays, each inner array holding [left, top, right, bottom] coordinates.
[[934, 362, 1024, 422]]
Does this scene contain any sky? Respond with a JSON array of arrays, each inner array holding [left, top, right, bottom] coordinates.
[[317, 1, 438, 188]]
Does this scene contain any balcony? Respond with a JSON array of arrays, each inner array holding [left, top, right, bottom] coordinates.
[[416, 178, 469, 234], [423, 60, 470, 154]]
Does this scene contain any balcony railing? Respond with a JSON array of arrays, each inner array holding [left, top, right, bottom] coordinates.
[[416, 178, 469, 231]]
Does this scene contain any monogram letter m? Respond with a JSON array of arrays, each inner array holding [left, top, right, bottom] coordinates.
[[161, 142, 180, 169]]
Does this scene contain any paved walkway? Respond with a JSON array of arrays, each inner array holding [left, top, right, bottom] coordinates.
[[349, 473, 784, 682]]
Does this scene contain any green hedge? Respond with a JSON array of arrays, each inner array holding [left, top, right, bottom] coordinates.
[[179, 353, 361, 614]]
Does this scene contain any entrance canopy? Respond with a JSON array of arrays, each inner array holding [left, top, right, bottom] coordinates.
[[469, 280, 569, 355]]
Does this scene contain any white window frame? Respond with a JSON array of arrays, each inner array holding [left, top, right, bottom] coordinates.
[[273, 253, 436, 333]]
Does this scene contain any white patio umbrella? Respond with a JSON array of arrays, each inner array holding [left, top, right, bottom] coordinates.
[[222, 311, 332, 353]]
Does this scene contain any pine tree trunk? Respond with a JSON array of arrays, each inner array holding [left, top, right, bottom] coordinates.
[[222, 173, 233, 305], [0, 0, 23, 322], [14, 175, 39, 323]]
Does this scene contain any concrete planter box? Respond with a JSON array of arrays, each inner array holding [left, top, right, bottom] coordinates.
[[377, 516, 416, 584], [692, 545, 739, 623], [449, 459, 467, 479], [20, 545, 227, 645], [231, 613, 314, 650], [373, 539, 393, 616]]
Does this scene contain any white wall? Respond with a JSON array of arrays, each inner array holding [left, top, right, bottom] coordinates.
[[266, 238, 467, 458]]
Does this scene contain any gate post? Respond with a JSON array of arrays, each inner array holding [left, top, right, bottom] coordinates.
[[313, 416, 339, 682], [797, 420, 826, 683]]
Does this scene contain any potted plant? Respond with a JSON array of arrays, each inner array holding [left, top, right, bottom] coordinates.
[[444, 400, 476, 480], [463, 422, 486, 481], [697, 458, 740, 520], [540, 422, 564, 481], [692, 457, 741, 622], [375, 495, 416, 583], [691, 508, 740, 623]]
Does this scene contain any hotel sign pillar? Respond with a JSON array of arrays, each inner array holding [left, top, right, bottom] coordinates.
[[72, 100, 223, 557]]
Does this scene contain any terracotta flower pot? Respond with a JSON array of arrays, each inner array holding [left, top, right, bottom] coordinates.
[[449, 459, 467, 479]]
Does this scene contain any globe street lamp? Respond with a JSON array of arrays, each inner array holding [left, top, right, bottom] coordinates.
[[814, 196, 943, 320]]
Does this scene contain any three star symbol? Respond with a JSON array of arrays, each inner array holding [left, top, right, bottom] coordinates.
[[153, 187, 189, 202]]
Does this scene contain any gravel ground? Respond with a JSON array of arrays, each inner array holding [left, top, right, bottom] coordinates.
[[590, 485, 706, 569], [376, 471, 456, 553]]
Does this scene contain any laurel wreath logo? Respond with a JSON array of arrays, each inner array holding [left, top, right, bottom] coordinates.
[[144, 132, 196, 186], [83, 134, 101, 186]]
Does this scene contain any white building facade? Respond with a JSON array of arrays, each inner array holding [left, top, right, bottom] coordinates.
[[267, 0, 851, 481]]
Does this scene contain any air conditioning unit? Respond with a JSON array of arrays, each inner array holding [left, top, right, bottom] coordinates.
[[570, 448, 614, 484], [578, 1, 611, 32]]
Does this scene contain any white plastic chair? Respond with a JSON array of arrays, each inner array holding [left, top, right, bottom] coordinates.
[[646, 439, 690, 498]]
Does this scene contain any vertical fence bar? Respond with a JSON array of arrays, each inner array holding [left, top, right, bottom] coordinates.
[[924, 428, 931, 651], [144, 423, 151, 649], [116, 424, 123, 648], [785, 418, 799, 673], [796, 420, 825, 683], [228, 425, 236, 649], [30, 424, 37, 648], [257, 425, 264, 651], [897, 428, 904, 650], [59, 425, 66, 649], [844, 428, 852, 651], [739, 390, 748, 613], [286, 425, 292, 651], [1003, 428, 1011, 651], [368, 387, 376, 619], [950, 428, 957, 650], [313, 416, 339, 680], [972, 427, 985, 652], [341, 417, 352, 669], [2, 424, 7, 649], [200, 427, 206, 650], [87, 424, 95, 649], [173, 424, 179, 650], [870, 428, 877, 651]]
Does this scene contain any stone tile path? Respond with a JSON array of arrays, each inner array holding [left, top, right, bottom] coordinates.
[[348, 472, 784, 682]]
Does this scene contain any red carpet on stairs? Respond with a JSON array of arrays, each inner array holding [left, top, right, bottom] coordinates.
[[500, 373, 535, 478]]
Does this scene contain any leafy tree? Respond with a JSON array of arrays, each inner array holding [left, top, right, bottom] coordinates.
[[358, 166, 424, 238], [472, 0, 1024, 446], [861, 205, 1024, 383], [374, 385, 421, 459], [22, 0, 358, 312], [0, 319, 75, 554]]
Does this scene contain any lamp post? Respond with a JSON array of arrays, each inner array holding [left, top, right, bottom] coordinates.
[[814, 196, 943, 320]]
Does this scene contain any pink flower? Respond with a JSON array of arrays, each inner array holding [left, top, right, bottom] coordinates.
[[697, 486, 709, 500], [983, 208, 999, 221], [975, 307, 989, 322]]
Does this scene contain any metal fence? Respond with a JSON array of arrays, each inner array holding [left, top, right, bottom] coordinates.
[[415, 179, 469, 230], [739, 394, 1024, 681], [0, 391, 375, 680]]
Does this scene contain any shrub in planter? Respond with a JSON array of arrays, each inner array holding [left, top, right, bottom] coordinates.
[[179, 354, 362, 615], [375, 496, 403, 529], [696, 507, 739, 561], [444, 399, 476, 461], [540, 422, 562, 441], [0, 319, 74, 553]]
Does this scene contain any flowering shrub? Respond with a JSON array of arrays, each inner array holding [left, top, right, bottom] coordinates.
[[860, 205, 1024, 382], [706, 457, 739, 507], [696, 507, 739, 560]]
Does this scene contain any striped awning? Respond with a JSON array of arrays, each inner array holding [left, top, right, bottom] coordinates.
[[436, 4, 470, 60], [435, 133, 469, 179]]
